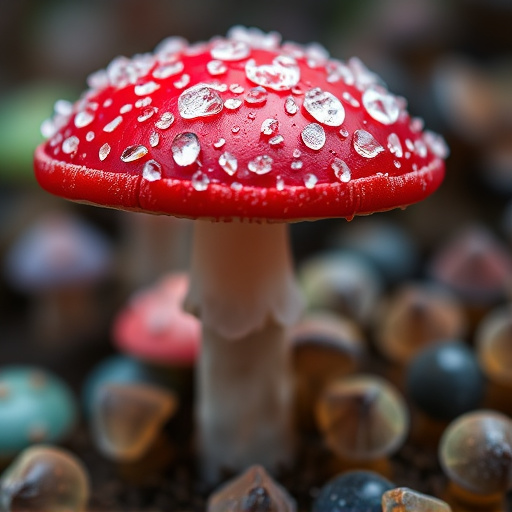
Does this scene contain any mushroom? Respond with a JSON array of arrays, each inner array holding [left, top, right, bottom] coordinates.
[[34, 26, 447, 480], [112, 272, 200, 367]]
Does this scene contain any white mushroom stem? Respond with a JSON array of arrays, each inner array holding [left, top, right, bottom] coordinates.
[[186, 220, 304, 482]]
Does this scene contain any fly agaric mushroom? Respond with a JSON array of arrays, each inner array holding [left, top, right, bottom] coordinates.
[[34, 26, 447, 480]]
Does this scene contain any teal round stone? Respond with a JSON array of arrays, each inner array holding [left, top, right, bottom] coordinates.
[[0, 366, 77, 457]]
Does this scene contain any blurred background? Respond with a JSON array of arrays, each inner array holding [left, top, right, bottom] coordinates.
[[0, 0, 511, 390], [0, 0, 512, 508]]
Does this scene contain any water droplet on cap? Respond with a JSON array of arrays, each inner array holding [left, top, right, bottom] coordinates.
[[387, 133, 403, 158], [269, 135, 284, 145], [219, 151, 238, 176], [211, 40, 250, 61], [103, 116, 123, 133], [143, 160, 162, 181], [135, 97, 152, 108], [192, 171, 210, 191], [285, 96, 299, 115], [121, 144, 148, 162], [207, 60, 228, 76], [415, 139, 428, 158], [171, 132, 200, 166], [178, 83, 223, 119], [99, 143, 111, 161], [424, 130, 449, 159], [304, 88, 345, 127], [331, 158, 351, 182], [149, 132, 160, 147], [153, 61, 184, 79], [62, 136, 79, 154], [362, 86, 400, 125], [301, 123, 326, 150], [224, 98, 242, 110], [155, 112, 175, 129], [304, 173, 318, 189], [74, 109, 95, 128], [339, 127, 349, 139], [229, 83, 244, 94], [342, 91, 360, 108], [213, 138, 226, 148], [248, 155, 273, 175], [174, 74, 191, 89], [135, 81, 160, 96], [245, 87, 267, 105], [261, 118, 279, 136], [231, 126, 240, 134], [293, 149, 301, 158], [353, 129, 385, 158], [245, 55, 300, 91], [137, 107, 157, 122]]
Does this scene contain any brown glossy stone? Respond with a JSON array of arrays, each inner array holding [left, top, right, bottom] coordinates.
[[375, 282, 465, 365], [439, 410, 512, 497], [91, 382, 177, 461], [316, 375, 409, 461], [0, 445, 89, 512]]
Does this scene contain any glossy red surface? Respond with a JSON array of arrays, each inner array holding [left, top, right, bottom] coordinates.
[[34, 35, 446, 221]]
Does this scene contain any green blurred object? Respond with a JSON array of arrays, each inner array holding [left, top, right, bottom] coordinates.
[[0, 83, 76, 184]]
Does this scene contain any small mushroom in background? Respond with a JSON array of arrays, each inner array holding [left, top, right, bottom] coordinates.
[[207, 465, 296, 512], [112, 272, 200, 369], [428, 225, 512, 323], [3, 210, 113, 346], [0, 445, 90, 512], [34, 26, 448, 481], [315, 374, 409, 478], [299, 251, 383, 327], [0, 366, 77, 458]]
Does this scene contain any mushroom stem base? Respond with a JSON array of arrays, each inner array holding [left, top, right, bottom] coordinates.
[[197, 321, 294, 482]]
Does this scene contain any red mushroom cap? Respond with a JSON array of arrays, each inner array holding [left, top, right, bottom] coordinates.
[[113, 273, 200, 366], [35, 27, 447, 221]]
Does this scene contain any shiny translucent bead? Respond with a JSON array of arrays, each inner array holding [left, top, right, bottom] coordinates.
[[291, 312, 365, 426], [91, 382, 177, 461], [382, 487, 452, 512], [439, 410, 512, 496], [315, 375, 409, 460], [375, 283, 466, 364], [0, 445, 89, 512], [207, 465, 296, 512], [475, 305, 512, 386], [313, 470, 394, 512], [406, 341, 484, 420]]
